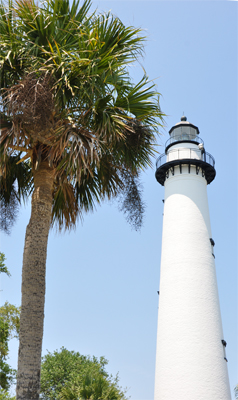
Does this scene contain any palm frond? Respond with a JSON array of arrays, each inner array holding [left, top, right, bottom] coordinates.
[[0, 0, 165, 231], [118, 169, 145, 231], [51, 177, 79, 230], [0, 153, 33, 233], [0, 153, 33, 202]]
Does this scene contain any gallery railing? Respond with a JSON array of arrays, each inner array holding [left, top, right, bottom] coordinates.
[[165, 135, 204, 150], [156, 148, 215, 170]]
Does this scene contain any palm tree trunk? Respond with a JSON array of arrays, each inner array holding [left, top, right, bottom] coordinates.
[[16, 161, 54, 400]]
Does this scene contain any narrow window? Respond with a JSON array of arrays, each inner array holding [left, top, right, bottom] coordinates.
[[210, 238, 215, 258], [221, 339, 228, 362]]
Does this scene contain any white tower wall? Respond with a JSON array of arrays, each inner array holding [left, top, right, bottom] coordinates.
[[154, 164, 231, 399]]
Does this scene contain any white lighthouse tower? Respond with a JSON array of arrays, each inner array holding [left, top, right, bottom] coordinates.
[[154, 116, 231, 400]]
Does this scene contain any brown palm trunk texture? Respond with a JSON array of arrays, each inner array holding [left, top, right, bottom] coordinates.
[[16, 161, 54, 400]]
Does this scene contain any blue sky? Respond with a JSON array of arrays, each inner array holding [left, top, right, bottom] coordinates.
[[0, 1, 237, 399]]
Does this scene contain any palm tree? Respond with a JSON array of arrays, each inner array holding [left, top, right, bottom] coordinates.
[[59, 372, 126, 400], [0, 0, 164, 399]]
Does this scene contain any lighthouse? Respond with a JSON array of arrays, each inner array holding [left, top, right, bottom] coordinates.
[[154, 117, 231, 400]]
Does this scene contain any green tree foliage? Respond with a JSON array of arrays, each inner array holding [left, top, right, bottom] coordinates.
[[235, 385, 238, 399], [0, 318, 12, 391], [40, 348, 126, 400], [0, 253, 10, 277], [0, 389, 16, 400], [0, 302, 20, 340], [0, 255, 20, 392]]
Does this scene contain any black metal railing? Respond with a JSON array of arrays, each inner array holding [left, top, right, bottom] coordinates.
[[156, 148, 215, 170], [165, 135, 204, 150]]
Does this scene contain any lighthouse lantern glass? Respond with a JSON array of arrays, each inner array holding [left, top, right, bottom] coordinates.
[[170, 125, 198, 141]]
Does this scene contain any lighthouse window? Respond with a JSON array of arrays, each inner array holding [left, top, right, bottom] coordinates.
[[210, 238, 215, 258], [181, 133, 189, 140], [221, 340, 228, 362], [210, 238, 215, 246]]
